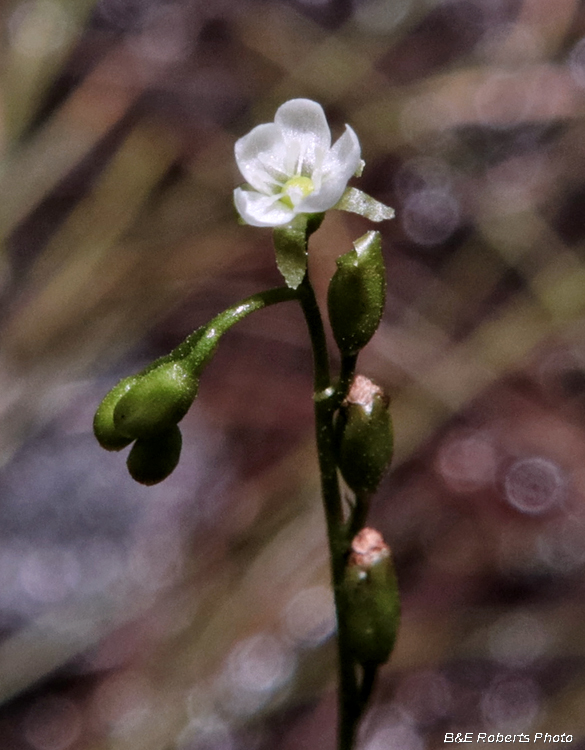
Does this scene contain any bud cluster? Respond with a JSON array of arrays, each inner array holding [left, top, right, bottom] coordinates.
[[94, 360, 198, 485]]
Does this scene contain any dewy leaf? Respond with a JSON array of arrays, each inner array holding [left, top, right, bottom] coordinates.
[[273, 217, 308, 289], [334, 187, 395, 222]]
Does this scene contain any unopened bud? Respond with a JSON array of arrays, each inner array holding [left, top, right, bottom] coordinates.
[[327, 231, 386, 355], [343, 528, 400, 666], [127, 425, 182, 485], [93, 376, 139, 451], [114, 361, 198, 440], [335, 375, 393, 495]]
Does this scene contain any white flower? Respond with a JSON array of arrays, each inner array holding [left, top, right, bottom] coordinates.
[[234, 99, 362, 227]]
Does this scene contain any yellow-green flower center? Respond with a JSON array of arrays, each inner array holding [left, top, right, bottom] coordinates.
[[280, 175, 315, 209]]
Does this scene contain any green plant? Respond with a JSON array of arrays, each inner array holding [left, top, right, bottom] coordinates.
[[94, 98, 398, 750]]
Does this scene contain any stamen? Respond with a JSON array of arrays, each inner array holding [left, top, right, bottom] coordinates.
[[280, 175, 315, 208]]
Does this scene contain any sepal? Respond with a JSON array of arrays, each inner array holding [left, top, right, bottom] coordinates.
[[334, 187, 394, 222], [273, 216, 307, 289]]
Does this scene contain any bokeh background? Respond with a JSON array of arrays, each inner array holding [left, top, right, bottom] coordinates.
[[1, 0, 585, 748]]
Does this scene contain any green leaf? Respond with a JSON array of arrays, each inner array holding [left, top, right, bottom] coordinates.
[[334, 187, 395, 222], [273, 216, 309, 289]]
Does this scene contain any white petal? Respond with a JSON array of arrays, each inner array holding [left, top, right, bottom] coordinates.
[[296, 180, 347, 213], [274, 99, 331, 175], [323, 125, 361, 183], [299, 125, 361, 212], [234, 188, 295, 227], [235, 123, 288, 193]]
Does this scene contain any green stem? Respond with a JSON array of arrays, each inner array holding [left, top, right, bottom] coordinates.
[[139, 286, 299, 377], [187, 286, 299, 370], [297, 274, 342, 549], [296, 274, 363, 750], [297, 275, 331, 392], [348, 490, 372, 541], [336, 354, 358, 406], [359, 663, 378, 712], [211, 279, 381, 747]]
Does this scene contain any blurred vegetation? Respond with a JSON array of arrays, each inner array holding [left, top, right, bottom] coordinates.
[[2, 0, 585, 748]]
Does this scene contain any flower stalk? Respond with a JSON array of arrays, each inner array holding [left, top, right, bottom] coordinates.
[[93, 98, 398, 750], [295, 228, 394, 750]]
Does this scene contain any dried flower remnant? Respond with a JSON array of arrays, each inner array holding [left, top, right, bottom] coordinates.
[[349, 527, 390, 569], [347, 375, 387, 412]]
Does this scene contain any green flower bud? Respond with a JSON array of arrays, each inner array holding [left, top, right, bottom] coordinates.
[[127, 425, 182, 485], [335, 375, 393, 496], [343, 528, 400, 666], [327, 231, 386, 356], [114, 361, 198, 440], [93, 376, 139, 451]]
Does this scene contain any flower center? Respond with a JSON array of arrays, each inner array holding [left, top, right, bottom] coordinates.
[[280, 175, 315, 209]]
